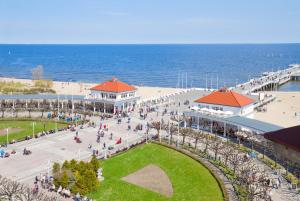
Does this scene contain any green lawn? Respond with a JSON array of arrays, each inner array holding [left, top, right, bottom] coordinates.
[[0, 120, 67, 144], [90, 143, 224, 201]]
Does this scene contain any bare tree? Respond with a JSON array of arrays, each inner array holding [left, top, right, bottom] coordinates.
[[237, 161, 271, 201], [201, 132, 212, 154], [192, 130, 202, 150], [150, 121, 165, 139], [179, 127, 192, 145], [0, 176, 24, 200], [229, 150, 246, 174], [0, 175, 56, 201], [165, 123, 177, 145], [220, 141, 235, 166], [210, 136, 225, 160], [31, 65, 44, 80]]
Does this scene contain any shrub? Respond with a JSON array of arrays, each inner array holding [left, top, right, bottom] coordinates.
[[53, 157, 101, 195]]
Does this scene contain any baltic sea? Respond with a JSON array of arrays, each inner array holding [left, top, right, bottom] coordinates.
[[0, 44, 300, 90]]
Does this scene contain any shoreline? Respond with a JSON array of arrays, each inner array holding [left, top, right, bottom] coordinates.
[[0, 76, 189, 99]]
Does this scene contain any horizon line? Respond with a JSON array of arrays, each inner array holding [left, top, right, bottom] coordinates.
[[1, 42, 300, 45]]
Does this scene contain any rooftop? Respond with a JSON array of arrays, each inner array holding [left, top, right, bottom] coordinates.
[[90, 78, 136, 93], [194, 88, 255, 107], [264, 125, 300, 152]]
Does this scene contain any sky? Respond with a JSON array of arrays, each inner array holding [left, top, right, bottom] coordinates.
[[0, 0, 300, 44]]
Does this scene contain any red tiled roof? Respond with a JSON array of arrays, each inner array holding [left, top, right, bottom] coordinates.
[[90, 78, 136, 93], [264, 125, 300, 152], [194, 88, 254, 107]]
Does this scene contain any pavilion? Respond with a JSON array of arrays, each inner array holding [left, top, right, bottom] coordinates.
[[87, 78, 140, 114], [193, 88, 255, 116], [183, 88, 282, 136]]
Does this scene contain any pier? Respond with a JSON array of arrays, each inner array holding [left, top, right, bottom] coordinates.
[[235, 64, 300, 94]]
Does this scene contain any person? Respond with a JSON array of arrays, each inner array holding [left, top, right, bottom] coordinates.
[[76, 131, 78, 137], [75, 192, 81, 201], [23, 147, 27, 155], [49, 183, 55, 192], [103, 142, 106, 149], [110, 133, 113, 140], [57, 185, 62, 194], [34, 183, 39, 193]]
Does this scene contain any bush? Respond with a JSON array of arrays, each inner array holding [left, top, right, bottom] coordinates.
[[34, 80, 53, 88], [53, 158, 101, 195], [284, 173, 300, 187], [260, 157, 281, 170]]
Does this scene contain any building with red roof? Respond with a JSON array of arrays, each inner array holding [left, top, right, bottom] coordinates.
[[193, 88, 255, 116], [88, 78, 139, 113]]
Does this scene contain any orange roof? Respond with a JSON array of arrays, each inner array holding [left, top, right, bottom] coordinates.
[[194, 88, 254, 107], [90, 78, 136, 93]]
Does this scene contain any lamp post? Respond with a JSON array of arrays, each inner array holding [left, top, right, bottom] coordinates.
[[32, 122, 36, 139], [126, 132, 129, 149], [159, 118, 162, 143], [6, 128, 9, 147], [168, 120, 171, 145]]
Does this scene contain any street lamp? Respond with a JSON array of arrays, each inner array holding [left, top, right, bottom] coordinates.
[[6, 128, 9, 147], [32, 122, 36, 139]]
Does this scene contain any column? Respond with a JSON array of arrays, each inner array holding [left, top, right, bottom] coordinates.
[[104, 102, 106, 113], [223, 122, 226, 137]]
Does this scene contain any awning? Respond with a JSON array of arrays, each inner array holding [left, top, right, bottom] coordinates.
[[183, 110, 283, 133]]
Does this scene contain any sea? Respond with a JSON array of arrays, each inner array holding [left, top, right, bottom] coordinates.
[[0, 44, 300, 90]]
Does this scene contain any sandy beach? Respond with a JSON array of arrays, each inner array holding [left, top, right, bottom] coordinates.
[[0, 77, 186, 100], [254, 91, 300, 128]]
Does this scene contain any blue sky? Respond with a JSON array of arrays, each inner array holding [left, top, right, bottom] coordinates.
[[1, 0, 300, 44]]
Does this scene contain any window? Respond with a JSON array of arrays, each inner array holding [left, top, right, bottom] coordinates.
[[121, 93, 128, 98], [109, 94, 116, 99]]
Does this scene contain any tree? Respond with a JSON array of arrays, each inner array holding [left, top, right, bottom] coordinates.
[[192, 130, 202, 150], [62, 160, 70, 169], [60, 171, 69, 188], [0, 174, 57, 201], [179, 127, 192, 145], [52, 162, 61, 175], [150, 121, 163, 139], [90, 156, 100, 173], [229, 150, 246, 174], [166, 124, 177, 145], [31, 65, 44, 80], [210, 136, 225, 160], [201, 132, 212, 154], [70, 159, 78, 172], [237, 161, 270, 201], [220, 142, 235, 166]]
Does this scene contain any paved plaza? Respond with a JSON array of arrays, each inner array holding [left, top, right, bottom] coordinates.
[[0, 90, 201, 184]]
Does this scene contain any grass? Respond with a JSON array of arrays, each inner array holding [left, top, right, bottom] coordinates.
[[0, 120, 67, 144], [0, 80, 56, 94], [89, 143, 224, 201]]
